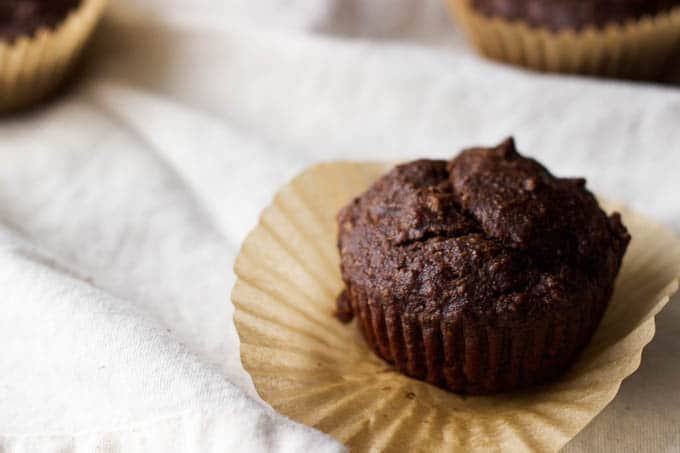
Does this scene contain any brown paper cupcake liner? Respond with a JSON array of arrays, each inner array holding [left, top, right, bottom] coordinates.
[[0, 0, 108, 113], [346, 281, 610, 395], [445, 0, 680, 78], [232, 161, 680, 452]]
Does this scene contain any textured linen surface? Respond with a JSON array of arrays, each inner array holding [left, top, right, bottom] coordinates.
[[0, 0, 679, 451]]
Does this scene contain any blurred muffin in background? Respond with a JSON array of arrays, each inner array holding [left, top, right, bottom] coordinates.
[[0, 1, 81, 40], [0, 0, 108, 113], [445, 0, 680, 79]]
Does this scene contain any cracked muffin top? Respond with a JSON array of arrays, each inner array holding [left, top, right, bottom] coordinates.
[[337, 138, 630, 326], [471, 0, 680, 31]]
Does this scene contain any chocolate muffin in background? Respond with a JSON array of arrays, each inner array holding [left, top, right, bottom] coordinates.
[[335, 138, 630, 395], [446, 0, 680, 79], [471, 0, 680, 31], [0, 0, 81, 41], [0, 0, 106, 112]]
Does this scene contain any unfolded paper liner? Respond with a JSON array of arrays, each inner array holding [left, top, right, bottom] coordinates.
[[232, 162, 680, 452], [0, 0, 108, 113], [444, 0, 680, 79]]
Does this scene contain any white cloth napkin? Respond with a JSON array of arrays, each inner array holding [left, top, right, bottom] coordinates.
[[1, 0, 679, 451]]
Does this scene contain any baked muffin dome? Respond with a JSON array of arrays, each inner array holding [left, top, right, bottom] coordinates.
[[336, 138, 630, 395], [471, 0, 680, 31]]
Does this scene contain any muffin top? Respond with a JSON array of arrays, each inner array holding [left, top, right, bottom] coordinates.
[[337, 138, 630, 325], [471, 0, 680, 31], [0, 0, 81, 41]]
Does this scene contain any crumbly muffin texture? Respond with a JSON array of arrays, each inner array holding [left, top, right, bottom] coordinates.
[[336, 138, 630, 394], [471, 0, 680, 31]]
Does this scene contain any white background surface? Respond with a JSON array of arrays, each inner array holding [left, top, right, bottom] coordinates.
[[1, 0, 679, 451]]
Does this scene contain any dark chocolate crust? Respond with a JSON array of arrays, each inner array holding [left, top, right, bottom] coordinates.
[[471, 0, 680, 31], [0, 0, 81, 41], [336, 138, 630, 394]]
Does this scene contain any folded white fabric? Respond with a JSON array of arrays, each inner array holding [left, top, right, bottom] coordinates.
[[0, 0, 679, 451]]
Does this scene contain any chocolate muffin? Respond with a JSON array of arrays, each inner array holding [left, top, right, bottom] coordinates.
[[335, 138, 630, 395], [447, 0, 680, 79], [0, 0, 81, 41], [0, 0, 106, 112], [471, 0, 680, 31]]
